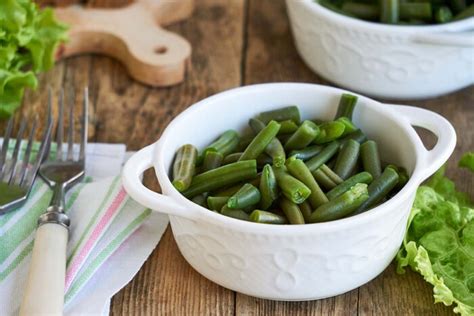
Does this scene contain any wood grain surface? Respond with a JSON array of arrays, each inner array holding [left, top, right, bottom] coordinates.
[[4, 0, 473, 314]]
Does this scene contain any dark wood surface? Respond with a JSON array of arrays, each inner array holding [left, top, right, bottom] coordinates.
[[6, 0, 473, 314]]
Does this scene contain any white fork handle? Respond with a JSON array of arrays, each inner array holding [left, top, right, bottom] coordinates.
[[19, 223, 68, 316]]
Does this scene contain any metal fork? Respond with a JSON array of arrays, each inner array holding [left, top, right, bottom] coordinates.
[[0, 110, 52, 214], [20, 87, 88, 316]]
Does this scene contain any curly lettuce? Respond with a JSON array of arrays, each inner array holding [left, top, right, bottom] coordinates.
[[397, 153, 474, 315], [0, 0, 67, 118]]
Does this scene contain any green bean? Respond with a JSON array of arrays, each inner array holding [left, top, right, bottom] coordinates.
[[312, 168, 338, 190], [360, 140, 382, 179], [183, 160, 257, 198], [207, 196, 229, 211], [204, 130, 239, 157], [278, 120, 299, 134], [334, 139, 360, 180], [335, 93, 358, 120], [192, 194, 208, 208], [273, 167, 311, 204], [287, 157, 329, 208], [257, 106, 301, 125], [289, 145, 324, 161], [326, 171, 373, 200], [314, 121, 345, 144], [387, 164, 409, 190], [400, 3, 432, 20], [284, 120, 320, 151], [202, 151, 223, 172], [336, 117, 358, 137], [249, 118, 286, 167], [342, 129, 367, 145], [223, 152, 242, 164], [435, 6, 453, 23], [310, 183, 369, 223], [227, 183, 261, 209], [320, 164, 343, 184], [342, 3, 379, 20], [299, 200, 313, 223], [280, 197, 305, 224], [450, 0, 467, 14], [239, 120, 281, 161], [305, 141, 340, 172], [354, 167, 399, 215], [221, 206, 250, 221], [172, 144, 198, 192], [260, 165, 279, 210], [380, 0, 399, 23], [454, 3, 474, 20], [250, 210, 287, 224]]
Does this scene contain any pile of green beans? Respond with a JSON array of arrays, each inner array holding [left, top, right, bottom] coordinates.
[[171, 93, 409, 224], [317, 0, 474, 24]]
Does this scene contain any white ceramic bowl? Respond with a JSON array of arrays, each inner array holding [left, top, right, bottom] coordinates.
[[286, 0, 474, 100], [122, 83, 456, 300]]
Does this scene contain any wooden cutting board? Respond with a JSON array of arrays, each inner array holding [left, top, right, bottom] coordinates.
[[55, 0, 193, 86]]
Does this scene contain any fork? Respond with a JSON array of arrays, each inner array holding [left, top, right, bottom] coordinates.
[[20, 87, 88, 316], [0, 111, 52, 214]]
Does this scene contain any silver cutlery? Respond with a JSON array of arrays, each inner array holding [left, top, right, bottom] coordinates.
[[20, 87, 88, 316]]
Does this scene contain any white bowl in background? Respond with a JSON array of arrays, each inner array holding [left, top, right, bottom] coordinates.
[[286, 0, 474, 100], [122, 83, 456, 300]]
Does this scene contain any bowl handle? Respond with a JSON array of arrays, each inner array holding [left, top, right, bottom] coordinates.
[[122, 143, 197, 220], [387, 104, 457, 183]]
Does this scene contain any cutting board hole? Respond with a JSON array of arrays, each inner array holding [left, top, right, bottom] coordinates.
[[154, 46, 168, 55]]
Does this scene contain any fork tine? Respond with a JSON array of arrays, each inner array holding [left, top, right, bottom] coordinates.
[[0, 117, 14, 174], [6, 117, 27, 184], [56, 88, 64, 161], [79, 87, 88, 162], [17, 117, 38, 186], [67, 89, 75, 160]]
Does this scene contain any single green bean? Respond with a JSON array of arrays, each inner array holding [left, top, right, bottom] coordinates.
[[336, 117, 358, 137], [454, 3, 474, 20], [183, 160, 257, 198], [287, 157, 329, 208], [227, 183, 261, 209], [223, 152, 242, 164], [284, 120, 320, 151], [314, 121, 345, 144], [387, 164, 409, 190], [221, 206, 250, 221], [280, 197, 305, 224], [273, 167, 311, 204], [310, 183, 369, 223], [289, 145, 324, 161], [326, 171, 373, 200], [192, 194, 208, 208], [213, 183, 243, 197], [435, 6, 453, 23], [257, 106, 301, 124], [400, 3, 432, 21], [320, 164, 344, 184], [335, 93, 358, 120], [299, 200, 313, 223], [334, 139, 360, 180], [278, 120, 299, 134], [250, 210, 288, 224], [354, 167, 399, 214], [172, 144, 198, 192], [312, 168, 338, 190], [380, 0, 399, 24], [203, 130, 239, 156], [305, 141, 340, 172], [260, 165, 279, 210], [342, 3, 379, 20], [202, 151, 224, 172], [239, 120, 281, 161], [249, 118, 285, 167], [360, 140, 382, 179], [207, 196, 229, 211], [342, 129, 367, 145]]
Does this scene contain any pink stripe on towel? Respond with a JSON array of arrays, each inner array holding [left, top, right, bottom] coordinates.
[[65, 188, 127, 290]]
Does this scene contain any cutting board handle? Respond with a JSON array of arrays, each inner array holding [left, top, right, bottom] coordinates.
[[55, 0, 193, 86]]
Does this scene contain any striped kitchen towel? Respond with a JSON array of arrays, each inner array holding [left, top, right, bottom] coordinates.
[[0, 142, 169, 315]]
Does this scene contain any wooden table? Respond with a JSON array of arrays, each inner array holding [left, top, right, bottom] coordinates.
[[8, 0, 473, 314]]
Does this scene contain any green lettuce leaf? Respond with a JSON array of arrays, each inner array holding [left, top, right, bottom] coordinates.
[[0, 0, 67, 118], [459, 152, 474, 173], [397, 159, 474, 315]]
